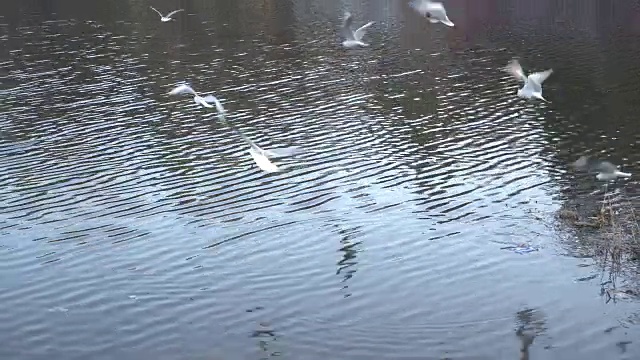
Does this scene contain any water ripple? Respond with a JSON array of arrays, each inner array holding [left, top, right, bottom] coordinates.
[[2, 1, 640, 359]]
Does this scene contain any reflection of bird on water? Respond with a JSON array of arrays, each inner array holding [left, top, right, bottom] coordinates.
[[572, 156, 631, 181], [514, 308, 547, 360], [516, 326, 534, 360]]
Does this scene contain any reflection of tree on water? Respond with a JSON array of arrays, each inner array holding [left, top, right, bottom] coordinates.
[[514, 308, 547, 360]]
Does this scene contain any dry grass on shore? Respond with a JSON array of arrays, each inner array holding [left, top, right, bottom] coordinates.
[[559, 191, 640, 265]]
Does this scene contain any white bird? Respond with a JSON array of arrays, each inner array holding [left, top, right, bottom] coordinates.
[[572, 156, 631, 181], [247, 146, 281, 173], [504, 59, 553, 102], [186, 91, 282, 173], [341, 12, 375, 48], [150, 6, 184, 22], [410, 0, 455, 27], [168, 84, 217, 108]]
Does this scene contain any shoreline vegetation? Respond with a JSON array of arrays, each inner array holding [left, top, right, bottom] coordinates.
[[559, 190, 640, 265], [558, 189, 640, 303]]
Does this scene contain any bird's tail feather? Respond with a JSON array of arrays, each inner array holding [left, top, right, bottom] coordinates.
[[615, 171, 632, 177]]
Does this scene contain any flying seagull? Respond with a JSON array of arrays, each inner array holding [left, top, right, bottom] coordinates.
[[572, 155, 631, 181], [207, 96, 282, 173], [504, 59, 553, 102], [341, 12, 375, 48], [168, 84, 218, 108], [410, 0, 455, 27], [150, 6, 184, 22]]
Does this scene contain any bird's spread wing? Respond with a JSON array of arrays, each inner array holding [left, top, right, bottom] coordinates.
[[263, 146, 304, 158], [201, 95, 226, 113], [249, 147, 280, 173], [168, 84, 196, 96], [166, 9, 185, 18], [505, 59, 527, 82], [342, 12, 354, 39], [528, 69, 553, 85], [425, 1, 446, 14], [440, 18, 455, 27], [353, 21, 374, 41], [150, 6, 164, 17], [433, 5, 455, 27], [594, 161, 618, 174], [245, 138, 281, 173], [195, 97, 214, 108], [410, 0, 430, 16], [229, 121, 282, 173], [410, 0, 448, 18], [572, 156, 590, 170]]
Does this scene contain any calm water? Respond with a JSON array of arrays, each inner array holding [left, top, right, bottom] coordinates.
[[2, 0, 640, 359]]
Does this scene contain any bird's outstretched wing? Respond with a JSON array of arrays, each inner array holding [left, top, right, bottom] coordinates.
[[226, 116, 281, 173], [201, 95, 226, 114], [249, 146, 281, 173], [150, 6, 164, 17], [168, 84, 196, 96], [353, 21, 374, 41], [504, 59, 527, 82], [166, 9, 185, 18], [342, 12, 355, 40], [263, 146, 304, 158], [528, 69, 553, 85], [594, 160, 618, 174], [435, 8, 455, 27], [410, 0, 431, 16], [425, 1, 446, 14]]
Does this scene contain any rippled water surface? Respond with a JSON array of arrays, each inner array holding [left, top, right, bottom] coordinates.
[[3, 0, 640, 359]]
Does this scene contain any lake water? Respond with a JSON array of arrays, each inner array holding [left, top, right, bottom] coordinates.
[[2, 0, 640, 359]]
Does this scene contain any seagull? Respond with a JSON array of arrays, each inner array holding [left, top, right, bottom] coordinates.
[[150, 6, 184, 22], [247, 145, 281, 173], [168, 84, 217, 108], [504, 59, 553, 102], [192, 92, 282, 173], [341, 12, 375, 48], [572, 156, 631, 181], [410, 0, 455, 27]]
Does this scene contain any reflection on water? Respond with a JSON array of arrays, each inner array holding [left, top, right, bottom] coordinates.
[[333, 223, 362, 298], [1, 0, 640, 359], [515, 308, 547, 360]]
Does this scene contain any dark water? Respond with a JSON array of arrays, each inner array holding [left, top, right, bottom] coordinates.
[[2, 0, 640, 359]]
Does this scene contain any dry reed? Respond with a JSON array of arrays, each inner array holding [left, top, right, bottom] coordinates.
[[559, 189, 640, 266]]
